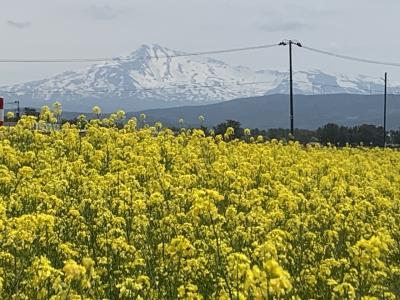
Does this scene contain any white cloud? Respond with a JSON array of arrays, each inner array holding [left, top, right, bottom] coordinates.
[[84, 5, 120, 20], [7, 20, 31, 29]]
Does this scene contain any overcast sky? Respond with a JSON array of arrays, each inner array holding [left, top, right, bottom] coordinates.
[[2, 0, 400, 85]]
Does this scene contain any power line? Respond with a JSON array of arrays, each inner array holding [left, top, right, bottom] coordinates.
[[301, 45, 400, 67], [164, 44, 279, 58], [0, 43, 280, 63], [1, 78, 392, 96], [0, 79, 283, 96], [294, 79, 384, 94]]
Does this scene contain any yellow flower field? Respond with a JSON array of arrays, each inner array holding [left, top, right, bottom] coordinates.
[[0, 115, 399, 299]]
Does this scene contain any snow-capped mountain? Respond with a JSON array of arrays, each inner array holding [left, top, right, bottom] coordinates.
[[0, 44, 396, 112]]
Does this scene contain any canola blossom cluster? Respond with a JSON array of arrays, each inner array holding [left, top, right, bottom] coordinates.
[[0, 114, 399, 299]]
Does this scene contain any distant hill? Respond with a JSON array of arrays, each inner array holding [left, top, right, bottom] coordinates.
[[130, 94, 400, 130]]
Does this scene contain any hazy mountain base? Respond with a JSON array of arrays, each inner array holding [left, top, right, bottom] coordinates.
[[134, 94, 400, 130], [7, 94, 219, 113], [12, 94, 400, 130]]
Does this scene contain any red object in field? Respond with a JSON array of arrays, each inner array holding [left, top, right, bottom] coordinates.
[[0, 97, 4, 126]]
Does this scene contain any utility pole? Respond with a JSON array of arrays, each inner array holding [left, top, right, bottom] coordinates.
[[0, 97, 3, 127], [13, 100, 20, 120], [383, 72, 387, 147], [279, 40, 302, 136]]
